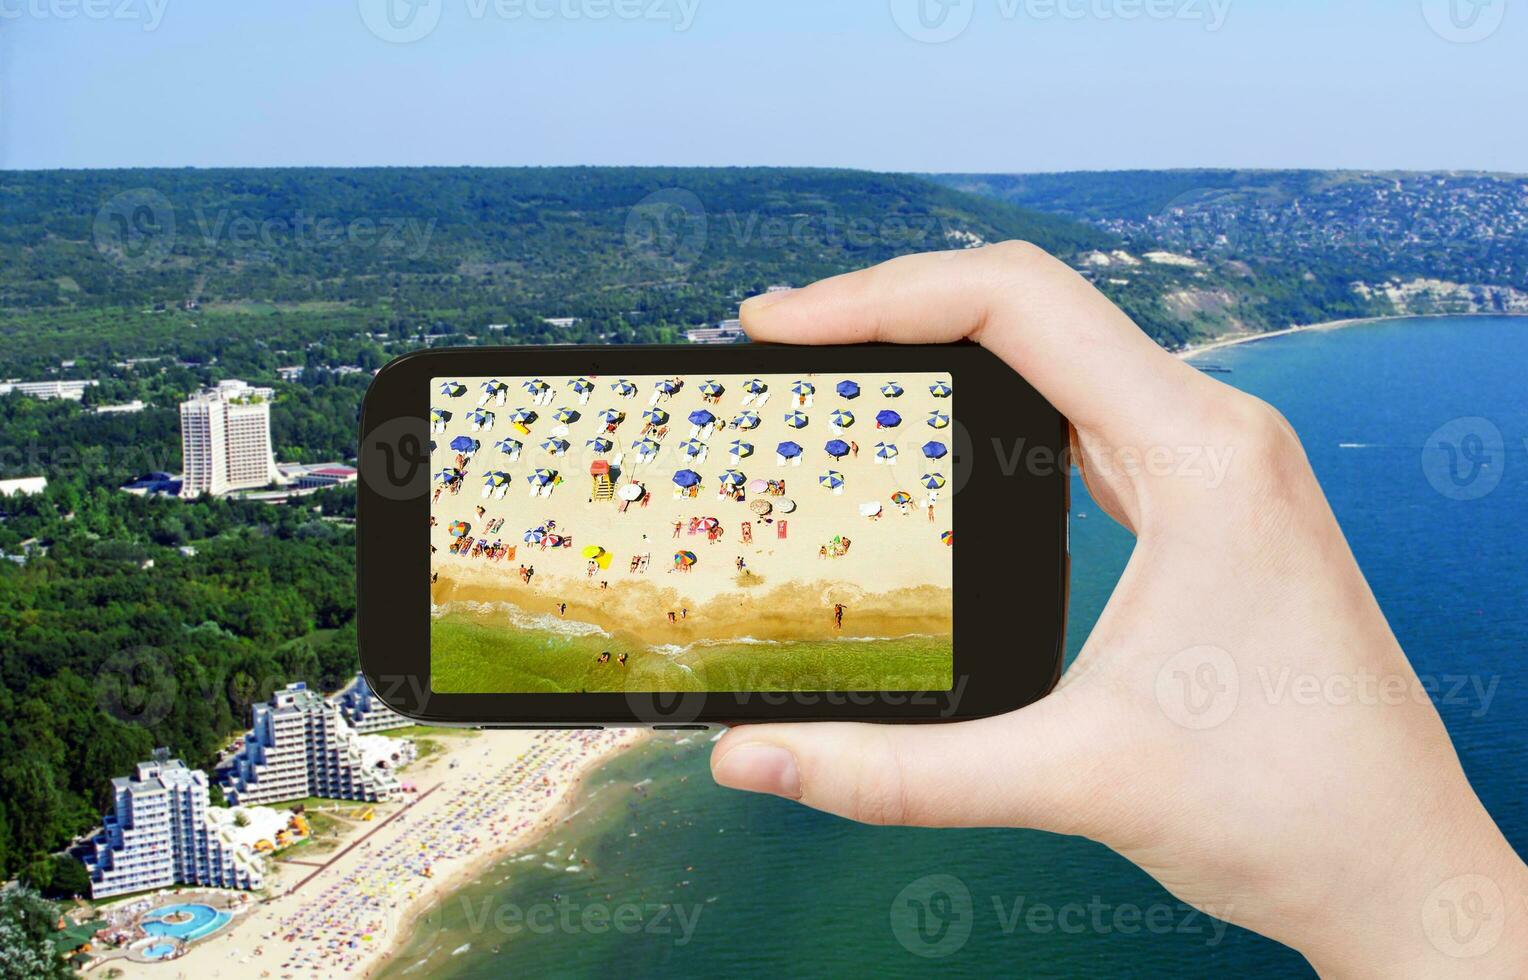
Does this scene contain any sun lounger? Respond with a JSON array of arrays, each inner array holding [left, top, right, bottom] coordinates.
[[740, 393, 755, 407], [756, 391, 771, 407]]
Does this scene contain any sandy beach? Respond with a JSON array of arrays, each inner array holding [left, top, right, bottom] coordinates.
[[1175, 312, 1527, 361], [428, 372, 956, 691], [100, 728, 645, 979]]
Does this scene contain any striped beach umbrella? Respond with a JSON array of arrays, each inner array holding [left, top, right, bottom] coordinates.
[[431, 408, 451, 424], [719, 469, 747, 487], [929, 381, 953, 398], [926, 411, 950, 429], [529, 469, 557, 487], [819, 470, 846, 490], [482, 471, 510, 487], [635, 438, 661, 458], [891, 490, 914, 506], [541, 437, 570, 454], [776, 441, 803, 459], [825, 439, 851, 459], [439, 381, 466, 397], [586, 436, 614, 454], [523, 527, 546, 544], [792, 380, 816, 396], [656, 379, 681, 394], [699, 380, 725, 398], [449, 521, 471, 537], [679, 438, 707, 458], [568, 377, 595, 395], [875, 442, 899, 460], [730, 439, 754, 458], [468, 409, 495, 427], [523, 379, 549, 394], [672, 469, 701, 488], [744, 379, 768, 394], [941, 530, 953, 546], [875, 410, 902, 428], [688, 409, 716, 427], [881, 381, 904, 397], [836, 380, 860, 399], [784, 411, 809, 429], [495, 438, 522, 455], [611, 379, 638, 397], [642, 408, 669, 426], [509, 407, 537, 424], [922, 441, 948, 459], [449, 435, 479, 454], [829, 409, 855, 428], [674, 550, 697, 568], [921, 472, 947, 490], [733, 410, 760, 430], [553, 408, 579, 424], [597, 408, 623, 425], [436, 468, 463, 484], [479, 379, 507, 397]]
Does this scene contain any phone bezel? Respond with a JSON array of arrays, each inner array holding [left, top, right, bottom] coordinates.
[[358, 342, 1068, 725]]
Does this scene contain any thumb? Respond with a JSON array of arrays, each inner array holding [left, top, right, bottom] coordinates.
[[709, 687, 1101, 833]]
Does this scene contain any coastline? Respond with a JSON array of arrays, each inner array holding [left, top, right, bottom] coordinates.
[[1176, 311, 1526, 361], [103, 728, 648, 980]]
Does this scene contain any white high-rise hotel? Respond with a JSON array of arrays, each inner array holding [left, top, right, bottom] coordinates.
[[220, 683, 402, 806], [179, 379, 283, 497], [82, 752, 264, 899]]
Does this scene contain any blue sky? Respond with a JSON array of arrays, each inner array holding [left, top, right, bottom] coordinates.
[[2, 0, 1522, 171]]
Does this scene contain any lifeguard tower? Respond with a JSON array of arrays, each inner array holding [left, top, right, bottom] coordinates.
[[590, 460, 614, 501]]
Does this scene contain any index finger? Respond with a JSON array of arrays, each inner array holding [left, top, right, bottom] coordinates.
[[740, 241, 1207, 434]]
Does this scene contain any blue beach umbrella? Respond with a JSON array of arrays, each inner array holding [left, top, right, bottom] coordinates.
[[586, 436, 614, 454], [611, 379, 638, 397], [522, 379, 548, 394], [730, 439, 754, 458], [435, 468, 462, 484], [744, 379, 768, 394], [875, 410, 902, 428], [922, 441, 948, 459], [792, 380, 815, 396], [784, 411, 809, 429], [881, 381, 904, 397], [438, 381, 466, 397], [819, 471, 846, 490], [430, 408, 451, 424], [824, 439, 851, 459], [509, 408, 537, 425], [524, 527, 546, 544], [929, 381, 952, 398], [642, 408, 669, 426], [450, 435, 479, 454], [733, 411, 761, 430], [597, 408, 623, 425], [672, 469, 701, 488], [679, 438, 707, 458], [776, 441, 803, 459], [835, 380, 860, 399], [688, 409, 716, 427], [921, 472, 947, 490], [656, 379, 681, 394], [829, 409, 855, 428], [719, 469, 747, 487], [480, 379, 507, 397], [495, 438, 523, 455], [700, 380, 725, 397], [541, 437, 570, 454], [569, 377, 595, 394], [553, 408, 579, 424], [529, 469, 557, 487], [635, 437, 661, 456], [875, 442, 899, 460], [926, 411, 950, 429], [467, 409, 495, 427], [482, 471, 511, 487]]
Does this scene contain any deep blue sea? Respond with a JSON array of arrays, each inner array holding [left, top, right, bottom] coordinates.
[[382, 316, 1527, 979]]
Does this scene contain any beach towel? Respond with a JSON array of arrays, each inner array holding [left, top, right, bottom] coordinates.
[[777, 520, 787, 539]]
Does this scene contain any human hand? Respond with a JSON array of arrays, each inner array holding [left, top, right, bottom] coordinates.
[[709, 242, 1528, 977]]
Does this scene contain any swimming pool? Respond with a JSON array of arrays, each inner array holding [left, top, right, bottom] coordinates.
[[141, 903, 232, 942], [140, 941, 178, 960]]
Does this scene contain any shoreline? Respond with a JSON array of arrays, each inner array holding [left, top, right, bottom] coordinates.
[[1176, 311, 1526, 360]]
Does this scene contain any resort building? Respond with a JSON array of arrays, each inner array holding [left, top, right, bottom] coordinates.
[[686, 318, 746, 344], [0, 378, 98, 400], [0, 476, 47, 497], [81, 751, 264, 899], [333, 673, 412, 733], [179, 380, 284, 498], [220, 683, 402, 806]]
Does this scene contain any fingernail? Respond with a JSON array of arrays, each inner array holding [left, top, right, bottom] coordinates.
[[740, 289, 794, 315], [712, 743, 802, 799]]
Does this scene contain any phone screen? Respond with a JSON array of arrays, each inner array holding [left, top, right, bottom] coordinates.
[[428, 373, 953, 694]]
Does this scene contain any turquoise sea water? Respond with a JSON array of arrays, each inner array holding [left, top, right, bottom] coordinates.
[[382, 316, 1527, 978]]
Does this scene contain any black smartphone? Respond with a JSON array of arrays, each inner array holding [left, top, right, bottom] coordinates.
[[357, 343, 1068, 727]]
